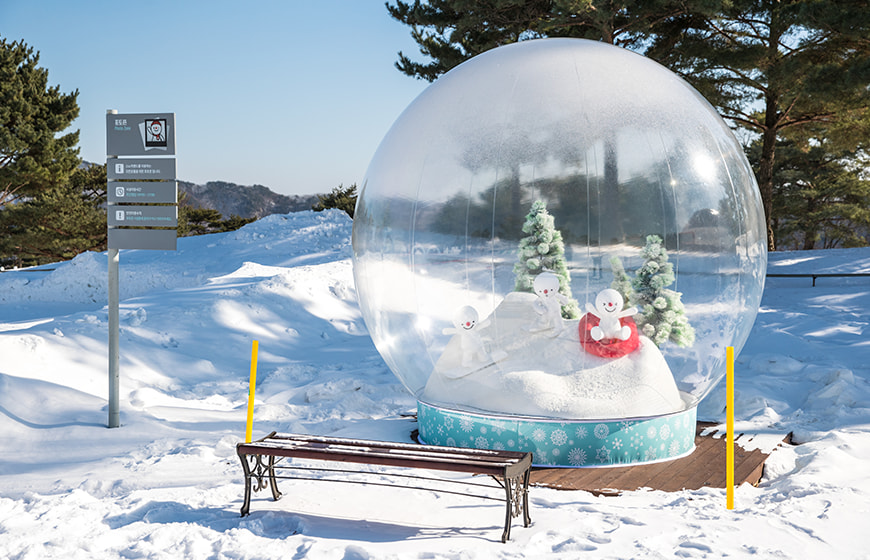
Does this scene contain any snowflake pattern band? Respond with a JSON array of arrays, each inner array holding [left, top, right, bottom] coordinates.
[[417, 401, 697, 467]]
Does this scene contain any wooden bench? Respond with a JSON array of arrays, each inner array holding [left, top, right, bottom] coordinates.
[[236, 432, 533, 542]]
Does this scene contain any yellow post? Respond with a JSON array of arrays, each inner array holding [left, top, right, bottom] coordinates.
[[245, 340, 259, 443], [726, 345, 735, 510]]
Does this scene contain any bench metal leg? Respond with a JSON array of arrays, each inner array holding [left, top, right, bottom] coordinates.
[[501, 469, 532, 543], [502, 477, 513, 543], [237, 451, 283, 517], [501, 470, 532, 542], [266, 455, 282, 501], [238, 450, 253, 517], [522, 468, 531, 528]]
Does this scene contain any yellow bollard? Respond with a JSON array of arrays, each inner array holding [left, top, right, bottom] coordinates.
[[726, 346, 735, 510], [245, 340, 259, 443]]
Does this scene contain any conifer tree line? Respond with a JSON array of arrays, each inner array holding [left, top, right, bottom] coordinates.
[[387, 0, 870, 252], [4, 2, 868, 265], [312, 183, 358, 218]]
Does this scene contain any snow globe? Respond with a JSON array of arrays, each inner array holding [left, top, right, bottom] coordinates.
[[352, 38, 766, 466]]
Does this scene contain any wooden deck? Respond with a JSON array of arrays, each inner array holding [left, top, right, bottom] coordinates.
[[530, 422, 789, 495]]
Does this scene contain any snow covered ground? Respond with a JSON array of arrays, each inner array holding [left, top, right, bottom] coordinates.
[[1, 209, 869, 559]]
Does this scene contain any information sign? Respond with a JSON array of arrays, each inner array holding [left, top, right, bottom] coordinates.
[[107, 112, 176, 156], [107, 157, 176, 180], [105, 109, 178, 429], [108, 205, 177, 228], [108, 228, 177, 251], [108, 181, 177, 204]]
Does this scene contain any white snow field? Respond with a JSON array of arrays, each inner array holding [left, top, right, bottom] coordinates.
[[1, 209, 869, 559]]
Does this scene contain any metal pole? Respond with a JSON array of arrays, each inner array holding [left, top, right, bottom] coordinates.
[[245, 340, 259, 443], [107, 109, 120, 428], [726, 346, 735, 509], [108, 247, 120, 428]]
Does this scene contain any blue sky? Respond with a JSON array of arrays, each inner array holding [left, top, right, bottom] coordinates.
[[0, 1, 430, 195]]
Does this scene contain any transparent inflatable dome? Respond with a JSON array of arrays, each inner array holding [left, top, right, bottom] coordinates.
[[353, 38, 766, 425]]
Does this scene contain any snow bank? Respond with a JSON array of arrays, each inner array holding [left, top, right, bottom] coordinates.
[[425, 292, 684, 418]]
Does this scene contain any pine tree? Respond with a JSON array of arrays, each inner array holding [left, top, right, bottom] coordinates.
[[632, 235, 694, 347], [386, 2, 870, 252], [0, 39, 80, 210], [177, 203, 254, 237], [386, 0, 689, 81], [762, 133, 870, 250], [513, 200, 579, 318], [0, 165, 106, 267], [647, 1, 870, 251], [312, 183, 357, 218], [386, 0, 550, 81], [609, 256, 634, 305]]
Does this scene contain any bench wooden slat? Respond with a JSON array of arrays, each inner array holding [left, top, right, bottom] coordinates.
[[241, 444, 521, 471], [268, 432, 528, 459], [246, 438, 525, 465], [242, 438, 525, 463], [238, 441, 528, 476]]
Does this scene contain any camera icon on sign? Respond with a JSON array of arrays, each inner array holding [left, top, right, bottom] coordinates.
[[115, 187, 125, 197]]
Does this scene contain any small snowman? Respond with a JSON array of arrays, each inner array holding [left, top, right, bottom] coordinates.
[[443, 305, 489, 368], [585, 288, 638, 341], [530, 271, 570, 334]]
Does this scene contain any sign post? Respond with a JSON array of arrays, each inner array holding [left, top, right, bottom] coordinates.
[[108, 246, 119, 428], [106, 110, 177, 428]]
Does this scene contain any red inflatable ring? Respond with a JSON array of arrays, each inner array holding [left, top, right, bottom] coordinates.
[[578, 313, 640, 358]]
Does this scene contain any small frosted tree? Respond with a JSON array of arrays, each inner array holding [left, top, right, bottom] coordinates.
[[609, 256, 634, 305], [632, 235, 695, 347], [513, 200, 579, 318]]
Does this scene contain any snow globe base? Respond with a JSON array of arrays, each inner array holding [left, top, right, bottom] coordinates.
[[417, 401, 697, 467]]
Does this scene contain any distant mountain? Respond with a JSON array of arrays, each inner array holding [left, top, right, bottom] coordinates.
[[178, 181, 320, 219], [85, 161, 321, 219]]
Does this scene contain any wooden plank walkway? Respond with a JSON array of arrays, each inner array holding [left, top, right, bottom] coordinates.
[[530, 422, 789, 495]]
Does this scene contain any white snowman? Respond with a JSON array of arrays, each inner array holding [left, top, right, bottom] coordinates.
[[442, 305, 489, 368], [585, 288, 638, 341], [530, 272, 570, 334]]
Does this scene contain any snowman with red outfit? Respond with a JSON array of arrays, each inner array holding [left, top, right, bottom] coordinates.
[[579, 288, 641, 358], [586, 289, 638, 341]]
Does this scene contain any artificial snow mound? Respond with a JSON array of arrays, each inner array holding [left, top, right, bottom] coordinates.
[[424, 292, 684, 419]]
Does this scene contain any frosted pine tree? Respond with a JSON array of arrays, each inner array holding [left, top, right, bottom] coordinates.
[[609, 256, 634, 305], [513, 200, 580, 319], [632, 235, 695, 347]]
